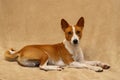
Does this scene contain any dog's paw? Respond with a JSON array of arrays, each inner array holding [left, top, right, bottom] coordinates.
[[102, 64, 110, 69], [94, 67, 103, 72], [96, 62, 110, 70], [57, 66, 64, 71], [57, 68, 63, 71]]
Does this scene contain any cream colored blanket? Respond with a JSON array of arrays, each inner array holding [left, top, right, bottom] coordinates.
[[0, 0, 120, 80]]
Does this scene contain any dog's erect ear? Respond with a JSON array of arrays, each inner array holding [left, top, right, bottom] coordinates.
[[61, 19, 69, 31], [76, 17, 84, 29]]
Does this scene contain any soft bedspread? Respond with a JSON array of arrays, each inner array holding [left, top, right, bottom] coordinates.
[[0, 0, 120, 80]]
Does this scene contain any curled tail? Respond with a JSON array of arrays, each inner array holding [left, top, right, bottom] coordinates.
[[4, 48, 19, 61]]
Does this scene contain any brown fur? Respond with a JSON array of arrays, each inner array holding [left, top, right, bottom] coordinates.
[[4, 43, 74, 66]]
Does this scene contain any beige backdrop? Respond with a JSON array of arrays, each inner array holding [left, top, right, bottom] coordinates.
[[0, 0, 120, 80]]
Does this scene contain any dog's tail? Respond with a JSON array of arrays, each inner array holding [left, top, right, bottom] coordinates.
[[4, 48, 19, 61]]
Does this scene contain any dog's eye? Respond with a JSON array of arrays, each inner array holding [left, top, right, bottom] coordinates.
[[76, 31, 80, 34], [68, 31, 72, 35]]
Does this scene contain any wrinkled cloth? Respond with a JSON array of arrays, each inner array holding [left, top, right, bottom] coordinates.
[[0, 0, 120, 80]]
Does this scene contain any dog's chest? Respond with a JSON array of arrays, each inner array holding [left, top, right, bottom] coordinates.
[[65, 45, 81, 61], [71, 49, 81, 61]]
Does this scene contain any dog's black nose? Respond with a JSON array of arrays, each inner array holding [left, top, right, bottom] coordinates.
[[73, 39, 78, 44]]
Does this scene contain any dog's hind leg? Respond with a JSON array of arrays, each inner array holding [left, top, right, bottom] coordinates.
[[39, 54, 63, 71], [17, 58, 40, 67]]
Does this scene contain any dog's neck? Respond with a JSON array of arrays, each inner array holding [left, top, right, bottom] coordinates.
[[63, 39, 80, 55]]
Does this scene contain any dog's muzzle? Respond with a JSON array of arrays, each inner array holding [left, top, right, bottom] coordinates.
[[73, 39, 78, 44]]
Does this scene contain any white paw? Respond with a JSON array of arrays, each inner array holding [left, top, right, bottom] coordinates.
[[94, 67, 103, 72], [39, 66, 64, 71], [56, 67, 64, 71]]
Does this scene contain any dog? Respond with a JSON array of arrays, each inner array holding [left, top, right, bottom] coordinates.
[[4, 17, 110, 72]]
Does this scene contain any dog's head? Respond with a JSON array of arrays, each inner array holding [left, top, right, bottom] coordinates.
[[61, 17, 84, 45]]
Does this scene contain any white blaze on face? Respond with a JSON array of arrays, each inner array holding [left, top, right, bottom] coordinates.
[[71, 26, 79, 44]]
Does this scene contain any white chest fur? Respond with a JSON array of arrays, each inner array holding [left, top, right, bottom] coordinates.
[[63, 39, 84, 62]]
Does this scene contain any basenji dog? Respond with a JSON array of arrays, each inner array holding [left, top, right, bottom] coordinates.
[[4, 17, 110, 72]]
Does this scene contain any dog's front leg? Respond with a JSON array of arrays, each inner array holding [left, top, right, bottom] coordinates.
[[69, 61, 103, 72], [77, 48, 110, 69], [84, 61, 110, 69]]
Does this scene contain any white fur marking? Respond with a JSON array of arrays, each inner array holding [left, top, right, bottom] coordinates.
[[63, 39, 74, 54], [9, 50, 15, 54], [71, 26, 79, 44], [69, 61, 87, 68], [55, 59, 65, 66], [39, 60, 62, 70]]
